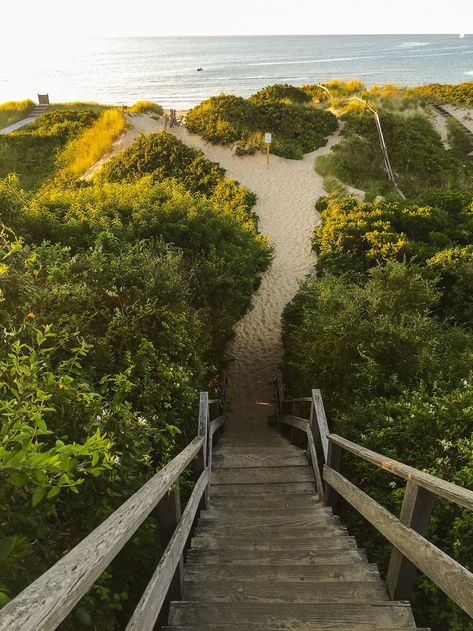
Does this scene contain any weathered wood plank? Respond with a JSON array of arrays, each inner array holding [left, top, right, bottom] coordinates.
[[324, 466, 473, 618], [211, 466, 313, 485], [279, 414, 309, 433], [0, 436, 204, 631], [126, 468, 209, 631], [307, 430, 325, 501], [210, 415, 225, 436], [386, 480, 436, 600], [312, 389, 329, 462], [329, 434, 473, 511]]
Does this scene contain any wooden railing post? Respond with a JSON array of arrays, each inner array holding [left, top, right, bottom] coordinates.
[[195, 392, 209, 510], [325, 439, 342, 512], [311, 389, 329, 462], [155, 485, 184, 626], [386, 480, 436, 600]]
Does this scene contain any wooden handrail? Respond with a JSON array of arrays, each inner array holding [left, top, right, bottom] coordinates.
[[0, 373, 228, 631], [275, 374, 473, 620], [328, 433, 473, 511]]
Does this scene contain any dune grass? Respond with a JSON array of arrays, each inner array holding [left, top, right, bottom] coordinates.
[[46, 101, 113, 114], [58, 108, 128, 180], [0, 100, 35, 130], [128, 100, 163, 115]]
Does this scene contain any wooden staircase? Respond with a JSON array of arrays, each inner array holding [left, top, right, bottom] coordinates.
[[164, 429, 425, 631]]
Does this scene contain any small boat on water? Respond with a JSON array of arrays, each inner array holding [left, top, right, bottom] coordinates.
[[197, 67, 204, 71]]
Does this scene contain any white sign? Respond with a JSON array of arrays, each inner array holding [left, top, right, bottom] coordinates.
[[264, 132, 272, 144]]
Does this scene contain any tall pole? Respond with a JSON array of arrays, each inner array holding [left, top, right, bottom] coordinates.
[[351, 96, 405, 200]]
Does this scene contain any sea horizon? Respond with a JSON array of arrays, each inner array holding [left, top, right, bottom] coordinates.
[[1, 34, 472, 108]]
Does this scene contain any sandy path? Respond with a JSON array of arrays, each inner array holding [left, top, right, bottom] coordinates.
[[442, 104, 473, 135], [84, 113, 162, 178], [171, 124, 341, 434]]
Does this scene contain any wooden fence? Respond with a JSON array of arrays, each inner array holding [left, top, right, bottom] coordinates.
[[0, 375, 227, 631], [274, 371, 473, 619]]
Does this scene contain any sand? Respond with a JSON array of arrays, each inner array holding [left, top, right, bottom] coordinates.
[[86, 112, 341, 434], [442, 104, 473, 135], [171, 123, 342, 434]]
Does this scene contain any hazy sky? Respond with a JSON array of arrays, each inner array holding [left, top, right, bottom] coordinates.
[[3, 0, 472, 42]]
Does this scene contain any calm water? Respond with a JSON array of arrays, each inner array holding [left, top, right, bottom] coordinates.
[[1, 35, 472, 108]]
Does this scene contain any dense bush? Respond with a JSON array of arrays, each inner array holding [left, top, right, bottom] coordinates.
[[283, 191, 473, 630], [283, 269, 473, 630], [250, 84, 311, 105], [0, 110, 99, 190], [315, 109, 473, 197], [185, 92, 338, 159], [412, 81, 473, 106], [0, 126, 271, 626]]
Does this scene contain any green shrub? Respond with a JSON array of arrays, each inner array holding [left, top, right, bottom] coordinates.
[[250, 84, 311, 105], [185, 91, 338, 159], [0, 110, 99, 190]]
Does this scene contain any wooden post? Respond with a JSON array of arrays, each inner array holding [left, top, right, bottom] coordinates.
[[155, 485, 183, 627], [312, 389, 329, 462], [324, 439, 342, 512], [266, 143, 270, 165], [194, 392, 209, 510], [386, 480, 436, 600]]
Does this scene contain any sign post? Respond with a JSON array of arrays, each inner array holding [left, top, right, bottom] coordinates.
[[264, 132, 272, 165]]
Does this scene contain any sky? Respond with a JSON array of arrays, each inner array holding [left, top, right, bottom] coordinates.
[[2, 0, 472, 43]]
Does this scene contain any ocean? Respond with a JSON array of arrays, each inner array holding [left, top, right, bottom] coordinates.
[[1, 34, 472, 108]]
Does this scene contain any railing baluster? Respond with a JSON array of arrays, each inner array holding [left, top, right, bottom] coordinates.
[[195, 392, 209, 510], [386, 480, 436, 600]]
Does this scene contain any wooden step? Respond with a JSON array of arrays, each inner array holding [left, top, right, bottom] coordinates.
[[212, 453, 308, 467], [183, 579, 388, 602], [210, 493, 319, 509], [191, 534, 358, 550], [211, 482, 315, 495], [167, 602, 417, 629], [212, 466, 313, 484], [201, 506, 331, 518], [183, 563, 381, 582], [194, 525, 348, 538], [185, 548, 368, 565], [199, 510, 337, 527]]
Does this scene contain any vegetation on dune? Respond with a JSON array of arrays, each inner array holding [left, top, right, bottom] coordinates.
[[128, 100, 163, 115], [315, 108, 473, 198], [57, 108, 127, 180], [0, 119, 271, 626], [185, 89, 338, 159], [412, 81, 473, 106], [0, 99, 35, 130], [0, 109, 99, 190], [282, 190, 473, 631]]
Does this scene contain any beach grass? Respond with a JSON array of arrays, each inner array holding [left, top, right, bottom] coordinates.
[[46, 101, 113, 114], [128, 100, 163, 115], [0, 99, 35, 130], [58, 108, 128, 180]]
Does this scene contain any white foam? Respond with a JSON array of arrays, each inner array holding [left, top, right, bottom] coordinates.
[[399, 41, 430, 48]]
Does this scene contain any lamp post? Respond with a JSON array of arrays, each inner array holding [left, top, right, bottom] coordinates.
[[351, 96, 405, 200]]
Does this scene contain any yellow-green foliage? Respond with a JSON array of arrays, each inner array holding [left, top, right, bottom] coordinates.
[[58, 108, 127, 180], [47, 101, 112, 113], [128, 100, 163, 115], [0, 100, 35, 129]]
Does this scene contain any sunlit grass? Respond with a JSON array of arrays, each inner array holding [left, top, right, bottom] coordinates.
[[128, 100, 163, 115], [58, 109, 128, 180], [0, 100, 35, 130]]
